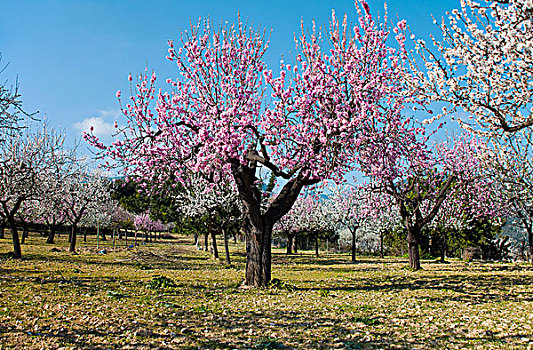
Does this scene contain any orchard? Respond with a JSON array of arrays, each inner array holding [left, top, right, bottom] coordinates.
[[1, 0, 533, 348]]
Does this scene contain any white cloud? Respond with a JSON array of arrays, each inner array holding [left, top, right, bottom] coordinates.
[[74, 109, 120, 137]]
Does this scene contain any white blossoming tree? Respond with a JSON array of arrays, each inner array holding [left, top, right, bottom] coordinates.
[[410, 0, 533, 133]]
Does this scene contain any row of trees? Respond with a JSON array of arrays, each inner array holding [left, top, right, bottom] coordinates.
[[78, 0, 531, 287]]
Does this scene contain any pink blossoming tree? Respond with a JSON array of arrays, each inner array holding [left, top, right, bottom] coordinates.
[[86, 3, 413, 286]]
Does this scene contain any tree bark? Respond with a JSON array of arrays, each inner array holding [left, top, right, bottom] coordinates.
[[204, 231, 208, 251], [21, 225, 28, 245], [8, 219, 21, 258], [210, 226, 219, 259], [380, 230, 384, 258], [243, 216, 272, 287], [0, 223, 5, 239], [527, 225, 533, 265], [407, 226, 421, 270], [46, 225, 56, 244], [223, 227, 231, 265], [315, 234, 319, 257], [440, 230, 447, 263], [69, 224, 78, 253], [350, 227, 358, 263], [286, 233, 294, 255]]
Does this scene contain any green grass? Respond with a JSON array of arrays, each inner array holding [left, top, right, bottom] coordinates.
[[0, 233, 533, 349]]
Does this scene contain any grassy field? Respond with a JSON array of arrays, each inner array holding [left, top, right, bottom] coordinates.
[[1, 233, 533, 349]]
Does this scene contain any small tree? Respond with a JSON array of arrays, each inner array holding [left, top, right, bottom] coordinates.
[[63, 169, 111, 253], [360, 130, 492, 270]]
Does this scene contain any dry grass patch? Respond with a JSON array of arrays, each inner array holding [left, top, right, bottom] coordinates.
[[0, 234, 532, 349]]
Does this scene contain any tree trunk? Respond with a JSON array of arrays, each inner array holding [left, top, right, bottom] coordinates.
[[204, 231, 208, 251], [223, 227, 231, 265], [407, 226, 421, 270], [193, 232, 199, 246], [293, 235, 298, 254], [210, 226, 219, 259], [0, 223, 5, 239], [21, 226, 27, 245], [315, 234, 319, 258], [46, 225, 56, 244], [440, 230, 447, 263], [8, 219, 21, 258], [101, 229, 107, 241], [243, 216, 272, 287], [380, 230, 384, 258], [527, 225, 533, 265], [351, 228, 358, 263], [286, 233, 294, 255], [69, 224, 78, 253], [83, 228, 87, 242]]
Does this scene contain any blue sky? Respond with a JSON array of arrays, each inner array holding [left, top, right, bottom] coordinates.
[[0, 0, 455, 150]]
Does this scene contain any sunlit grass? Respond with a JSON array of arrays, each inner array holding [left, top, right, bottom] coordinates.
[[1, 233, 532, 349]]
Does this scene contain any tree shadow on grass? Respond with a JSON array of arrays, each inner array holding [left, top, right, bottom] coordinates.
[[299, 272, 533, 304]]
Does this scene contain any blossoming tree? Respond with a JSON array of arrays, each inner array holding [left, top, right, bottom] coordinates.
[[410, 0, 533, 133], [86, 3, 413, 286]]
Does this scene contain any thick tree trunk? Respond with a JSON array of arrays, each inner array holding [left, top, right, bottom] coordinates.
[[223, 227, 231, 265], [0, 223, 5, 239], [8, 219, 21, 258], [46, 225, 56, 244], [407, 226, 421, 270], [69, 224, 78, 253], [243, 217, 272, 287]]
